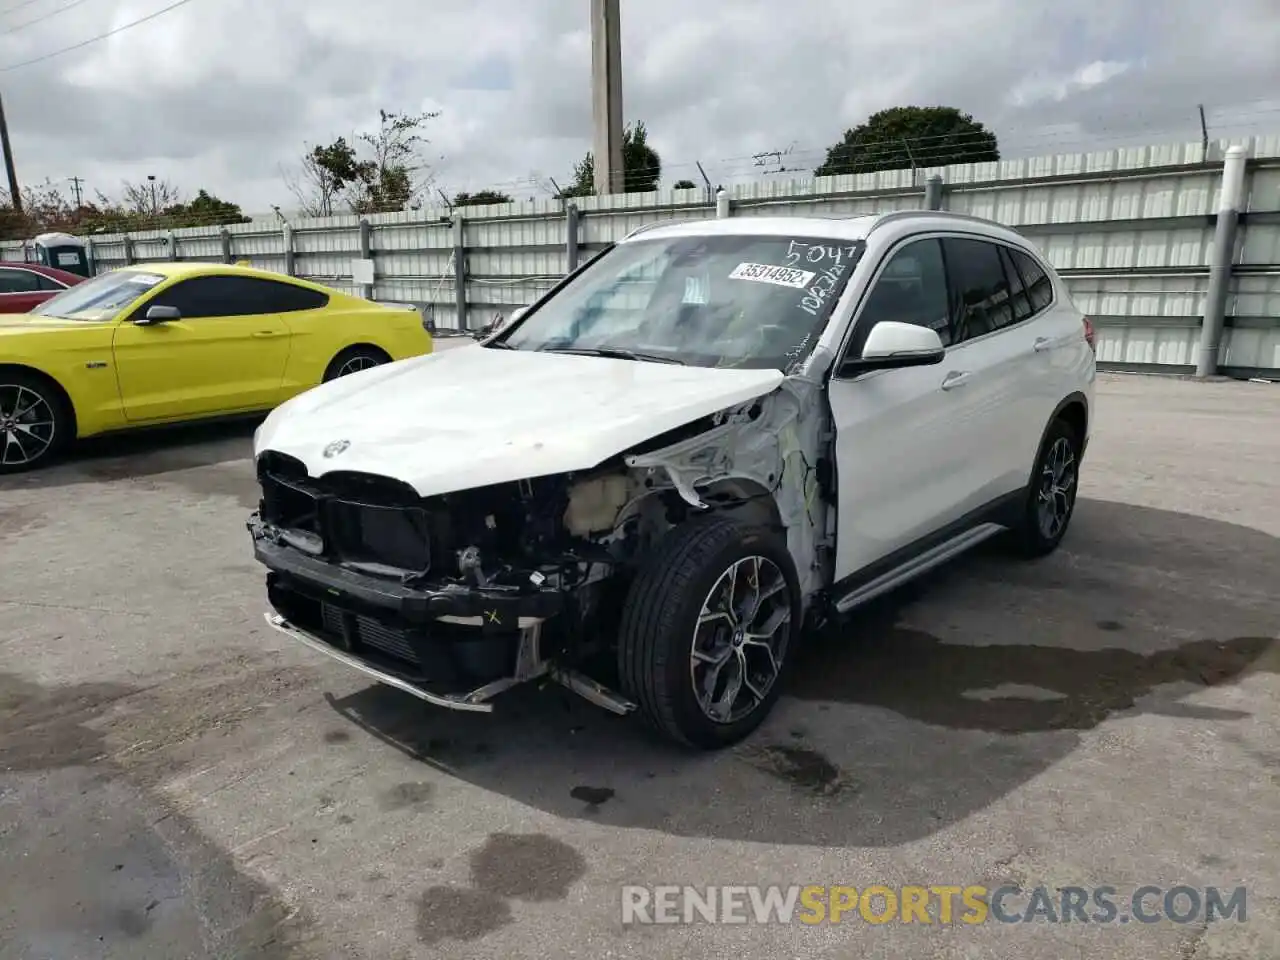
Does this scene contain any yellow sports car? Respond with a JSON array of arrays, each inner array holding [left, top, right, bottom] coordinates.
[[0, 262, 434, 473]]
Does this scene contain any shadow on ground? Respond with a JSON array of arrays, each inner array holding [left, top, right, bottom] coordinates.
[[0, 417, 258, 493], [325, 498, 1280, 847]]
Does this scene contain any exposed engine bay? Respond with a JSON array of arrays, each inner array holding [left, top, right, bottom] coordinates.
[[248, 372, 833, 715]]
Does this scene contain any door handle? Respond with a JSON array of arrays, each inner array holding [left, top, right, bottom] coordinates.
[[940, 370, 971, 391], [1033, 336, 1054, 352], [252, 330, 280, 338]]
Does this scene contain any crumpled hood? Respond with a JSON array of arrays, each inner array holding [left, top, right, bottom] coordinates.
[[254, 342, 785, 496]]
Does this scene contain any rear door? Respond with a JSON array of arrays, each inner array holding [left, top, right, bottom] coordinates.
[[938, 236, 1039, 508], [112, 275, 292, 422]]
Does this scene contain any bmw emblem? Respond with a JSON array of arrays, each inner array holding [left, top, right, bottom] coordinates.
[[322, 439, 350, 458]]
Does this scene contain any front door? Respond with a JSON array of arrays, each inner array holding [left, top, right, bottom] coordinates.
[[112, 275, 291, 422], [828, 236, 985, 581]]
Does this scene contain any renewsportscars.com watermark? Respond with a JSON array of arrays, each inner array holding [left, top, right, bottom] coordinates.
[[621, 884, 1248, 926]]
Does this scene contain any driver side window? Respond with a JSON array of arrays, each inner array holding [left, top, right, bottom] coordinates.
[[847, 238, 952, 358]]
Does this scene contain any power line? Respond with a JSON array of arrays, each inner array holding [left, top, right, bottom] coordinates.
[[2, 0, 96, 36], [0, 0, 201, 72]]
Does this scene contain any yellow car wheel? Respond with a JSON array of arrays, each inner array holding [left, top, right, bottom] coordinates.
[[323, 345, 391, 383], [0, 370, 72, 475]]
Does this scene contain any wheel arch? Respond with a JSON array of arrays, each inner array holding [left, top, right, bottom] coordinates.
[[1050, 391, 1089, 449], [324, 342, 392, 378], [0, 362, 78, 436]]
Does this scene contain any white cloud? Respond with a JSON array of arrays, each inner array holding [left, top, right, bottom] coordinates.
[[0, 0, 1277, 215]]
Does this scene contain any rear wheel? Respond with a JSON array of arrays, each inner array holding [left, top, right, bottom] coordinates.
[[617, 514, 801, 749], [1009, 416, 1081, 557], [323, 345, 390, 382], [0, 372, 71, 474]]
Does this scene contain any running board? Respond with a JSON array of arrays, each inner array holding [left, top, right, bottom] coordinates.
[[834, 522, 1005, 614]]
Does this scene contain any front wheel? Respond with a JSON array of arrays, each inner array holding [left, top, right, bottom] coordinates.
[[323, 345, 390, 382], [0, 372, 71, 474], [616, 514, 801, 749]]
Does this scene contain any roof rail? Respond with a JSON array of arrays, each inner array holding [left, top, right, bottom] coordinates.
[[621, 219, 707, 241], [868, 209, 1007, 233]]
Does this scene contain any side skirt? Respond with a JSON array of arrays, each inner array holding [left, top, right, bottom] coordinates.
[[829, 488, 1024, 615]]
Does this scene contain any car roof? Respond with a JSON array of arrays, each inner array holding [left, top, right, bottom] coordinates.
[[114, 261, 300, 281], [620, 210, 1032, 249]]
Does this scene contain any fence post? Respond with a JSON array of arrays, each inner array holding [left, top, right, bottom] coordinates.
[[282, 223, 295, 276], [220, 229, 232, 264], [452, 214, 467, 330], [924, 175, 944, 210], [357, 219, 373, 299], [167, 229, 178, 261], [85, 239, 97, 276], [1195, 144, 1248, 378], [715, 188, 730, 218], [123, 236, 134, 265], [566, 202, 580, 272]]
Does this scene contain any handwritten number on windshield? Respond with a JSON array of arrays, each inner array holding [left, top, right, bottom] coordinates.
[[784, 241, 859, 268]]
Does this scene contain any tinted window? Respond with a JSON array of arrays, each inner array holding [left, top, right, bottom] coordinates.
[[36, 273, 65, 291], [998, 246, 1033, 321], [147, 276, 328, 318], [0, 268, 43, 293], [1009, 248, 1053, 312], [942, 238, 1015, 342], [854, 238, 951, 348]]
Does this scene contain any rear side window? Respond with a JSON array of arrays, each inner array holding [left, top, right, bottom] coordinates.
[[148, 276, 329, 318], [0, 268, 43, 293], [998, 247, 1033, 321], [941, 238, 1015, 342], [1008, 248, 1054, 312]]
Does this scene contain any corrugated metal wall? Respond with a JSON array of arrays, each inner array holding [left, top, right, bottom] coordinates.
[[7, 134, 1278, 376]]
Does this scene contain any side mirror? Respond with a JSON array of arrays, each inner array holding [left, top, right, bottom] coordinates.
[[839, 321, 945, 375], [137, 304, 181, 325]]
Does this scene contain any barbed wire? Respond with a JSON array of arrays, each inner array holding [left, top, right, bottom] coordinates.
[[8, 108, 1280, 237], [0, 0, 95, 36]]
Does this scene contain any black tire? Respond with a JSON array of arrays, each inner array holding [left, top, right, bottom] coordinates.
[[1009, 416, 1081, 558], [616, 514, 802, 749], [323, 345, 391, 382], [0, 370, 72, 475]]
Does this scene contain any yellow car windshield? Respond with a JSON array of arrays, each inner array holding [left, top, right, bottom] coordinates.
[[30, 270, 166, 321]]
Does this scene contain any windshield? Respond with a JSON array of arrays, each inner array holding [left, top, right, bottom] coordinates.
[[498, 234, 866, 369], [30, 269, 166, 321]]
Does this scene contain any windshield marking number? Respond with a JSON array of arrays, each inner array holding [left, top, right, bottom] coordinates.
[[784, 242, 859, 268], [728, 262, 814, 289], [799, 261, 853, 317]]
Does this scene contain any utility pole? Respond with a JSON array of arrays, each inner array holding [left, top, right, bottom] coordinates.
[[68, 176, 84, 208], [590, 0, 623, 195], [0, 93, 22, 213]]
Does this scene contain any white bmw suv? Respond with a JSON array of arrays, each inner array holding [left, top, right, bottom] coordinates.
[[248, 210, 1096, 749]]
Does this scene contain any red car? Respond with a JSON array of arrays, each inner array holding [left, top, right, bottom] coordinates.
[[0, 261, 85, 313]]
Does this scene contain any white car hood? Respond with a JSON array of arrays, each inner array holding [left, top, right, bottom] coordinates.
[[255, 343, 785, 496]]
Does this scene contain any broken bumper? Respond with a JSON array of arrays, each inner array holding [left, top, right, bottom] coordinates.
[[247, 514, 566, 710]]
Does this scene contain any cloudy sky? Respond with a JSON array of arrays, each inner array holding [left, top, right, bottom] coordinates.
[[2, 0, 1278, 216]]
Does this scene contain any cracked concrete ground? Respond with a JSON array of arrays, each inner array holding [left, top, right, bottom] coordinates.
[[0, 371, 1277, 959]]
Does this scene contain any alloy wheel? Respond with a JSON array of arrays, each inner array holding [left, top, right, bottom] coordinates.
[[0, 384, 56, 468], [1036, 435, 1077, 539], [690, 555, 791, 724]]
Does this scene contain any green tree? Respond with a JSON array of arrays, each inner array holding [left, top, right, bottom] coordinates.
[[453, 189, 513, 206], [560, 121, 662, 197], [672, 178, 697, 190], [288, 109, 441, 216], [814, 106, 999, 177], [163, 189, 251, 227]]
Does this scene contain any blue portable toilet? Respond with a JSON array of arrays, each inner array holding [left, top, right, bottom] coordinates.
[[32, 232, 91, 277]]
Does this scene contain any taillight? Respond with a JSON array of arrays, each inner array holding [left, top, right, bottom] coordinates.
[[1082, 316, 1096, 352]]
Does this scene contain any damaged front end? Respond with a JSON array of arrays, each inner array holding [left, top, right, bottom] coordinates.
[[248, 373, 832, 714]]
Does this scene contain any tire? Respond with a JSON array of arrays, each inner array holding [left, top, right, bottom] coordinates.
[[0, 371, 72, 475], [616, 514, 802, 749], [1009, 416, 1081, 558], [323, 345, 390, 382]]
